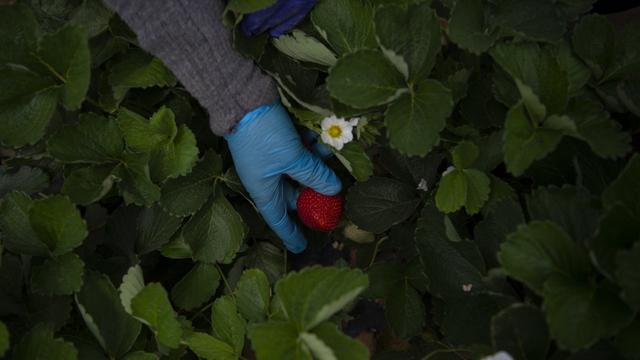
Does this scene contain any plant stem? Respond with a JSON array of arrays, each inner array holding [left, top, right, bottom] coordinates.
[[216, 264, 234, 297], [34, 54, 67, 84], [367, 236, 388, 269], [423, 348, 472, 360]]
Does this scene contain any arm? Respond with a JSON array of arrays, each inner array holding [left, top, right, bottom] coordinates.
[[104, 0, 341, 254], [102, 0, 278, 135]]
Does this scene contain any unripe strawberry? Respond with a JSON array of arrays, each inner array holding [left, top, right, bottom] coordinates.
[[296, 188, 343, 231]]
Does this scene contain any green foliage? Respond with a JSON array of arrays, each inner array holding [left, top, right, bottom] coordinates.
[[0, 321, 8, 357], [1, 1, 639, 360], [250, 266, 369, 360], [130, 283, 183, 349]]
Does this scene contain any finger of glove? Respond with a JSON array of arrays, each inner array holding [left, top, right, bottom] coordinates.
[[239, 1, 282, 36], [283, 181, 300, 210], [286, 151, 342, 196], [269, 10, 310, 36], [260, 0, 315, 36], [302, 129, 333, 159], [268, 0, 316, 37], [254, 179, 307, 253]]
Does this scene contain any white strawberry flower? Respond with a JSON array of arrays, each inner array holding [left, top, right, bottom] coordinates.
[[481, 351, 514, 360], [321, 115, 359, 151], [462, 283, 473, 292]]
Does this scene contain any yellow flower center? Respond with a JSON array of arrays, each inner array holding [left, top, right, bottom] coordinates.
[[328, 125, 342, 138]]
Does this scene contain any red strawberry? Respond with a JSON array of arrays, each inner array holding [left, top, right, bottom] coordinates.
[[296, 188, 343, 231]]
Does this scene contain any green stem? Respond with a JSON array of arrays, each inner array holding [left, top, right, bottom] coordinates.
[[216, 264, 234, 297], [34, 54, 67, 84], [367, 236, 388, 269], [423, 348, 471, 360]]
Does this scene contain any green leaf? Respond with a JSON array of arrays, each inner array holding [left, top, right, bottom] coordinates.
[[170, 263, 220, 311], [327, 49, 407, 109], [130, 283, 182, 349], [590, 205, 640, 279], [62, 164, 117, 205], [244, 241, 285, 284], [12, 324, 78, 360], [0, 166, 49, 199], [385, 79, 453, 156], [543, 274, 634, 351], [182, 192, 247, 264], [603, 23, 640, 82], [235, 269, 271, 323], [334, 142, 373, 182], [615, 241, 640, 310], [121, 352, 158, 360], [113, 152, 161, 207], [160, 235, 193, 260], [118, 107, 177, 153], [149, 124, 199, 181], [557, 40, 591, 95], [565, 98, 631, 159], [374, 2, 441, 79], [308, 322, 369, 360], [69, 0, 113, 38], [311, 0, 376, 55], [527, 185, 601, 244], [365, 262, 403, 299], [0, 191, 48, 256], [211, 295, 245, 355], [39, 25, 91, 110], [385, 280, 425, 339], [0, 4, 39, 65], [452, 141, 479, 169], [0, 67, 58, 147], [491, 0, 566, 43], [618, 79, 640, 117], [491, 43, 569, 116], [615, 319, 640, 360], [183, 332, 236, 360], [345, 177, 420, 233], [602, 154, 640, 216], [448, 0, 498, 54], [272, 30, 337, 67], [135, 204, 182, 255], [109, 50, 176, 101], [31, 253, 84, 295], [435, 168, 490, 215], [443, 292, 515, 346], [498, 221, 591, 294], [0, 320, 9, 357], [29, 195, 88, 256], [48, 113, 124, 163], [249, 321, 304, 360], [572, 15, 614, 80], [491, 304, 550, 360], [474, 198, 525, 269], [76, 271, 141, 358], [275, 266, 368, 330], [503, 102, 565, 176], [225, 0, 276, 14], [415, 203, 487, 301], [119, 264, 145, 315]]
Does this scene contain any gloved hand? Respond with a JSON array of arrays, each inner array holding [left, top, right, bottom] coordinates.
[[225, 101, 342, 253], [240, 0, 316, 37]]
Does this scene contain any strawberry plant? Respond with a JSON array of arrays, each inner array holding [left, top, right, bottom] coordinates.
[[1, 0, 639, 359]]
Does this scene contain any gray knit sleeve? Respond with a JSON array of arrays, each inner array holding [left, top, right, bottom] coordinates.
[[103, 0, 279, 136]]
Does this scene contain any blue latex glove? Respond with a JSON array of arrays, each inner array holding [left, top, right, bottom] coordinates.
[[240, 0, 316, 37], [225, 102, 342, 253]]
